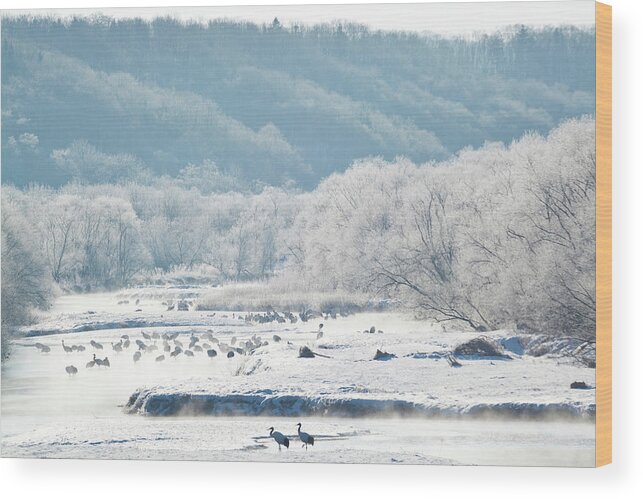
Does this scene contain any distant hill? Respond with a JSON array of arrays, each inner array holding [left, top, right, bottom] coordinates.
[[1, 16, 595, 188]]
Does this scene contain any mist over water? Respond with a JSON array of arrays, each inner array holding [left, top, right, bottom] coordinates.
[[1, 4, 597, 467], [1, 287, 595, 466]]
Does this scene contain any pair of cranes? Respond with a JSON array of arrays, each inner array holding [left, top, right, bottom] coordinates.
[[65, 353, 111, 374], [268, 423, 314, 451]]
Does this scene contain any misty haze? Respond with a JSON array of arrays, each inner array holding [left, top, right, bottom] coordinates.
[[1, 4, 596, 466]]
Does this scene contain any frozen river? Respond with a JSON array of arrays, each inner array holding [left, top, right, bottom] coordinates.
[[1, 287, 595, 466]]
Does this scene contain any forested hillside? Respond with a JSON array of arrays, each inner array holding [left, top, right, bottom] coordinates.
[[2, 16, 594, 188]]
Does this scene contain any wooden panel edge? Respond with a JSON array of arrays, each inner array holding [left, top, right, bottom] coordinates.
[[595, 1, 612, 468]]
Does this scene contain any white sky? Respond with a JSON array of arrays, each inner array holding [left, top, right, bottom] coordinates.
[[2, 1, 595, 36]]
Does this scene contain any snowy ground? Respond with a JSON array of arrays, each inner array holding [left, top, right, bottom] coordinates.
[[1, 286, 596, 466]]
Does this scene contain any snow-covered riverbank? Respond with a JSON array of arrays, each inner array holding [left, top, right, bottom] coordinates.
[[1, 414, 594, 466], [1, 286, 596, 465]]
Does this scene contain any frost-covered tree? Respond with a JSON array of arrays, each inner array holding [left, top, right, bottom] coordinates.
[[51, 140, 151, 184], [1, 117, 595, 337], [284, 117, 596, 336], [175, 160, 240, 194], [1, 194, 53, 360]]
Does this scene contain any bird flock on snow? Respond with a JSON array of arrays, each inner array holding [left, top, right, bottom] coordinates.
[[25, 303, 398, 455], [41, 331, 322, 453], [34, 313, 387, 379], [47, 327, 285, 376]]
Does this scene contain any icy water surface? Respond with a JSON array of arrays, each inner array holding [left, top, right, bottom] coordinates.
[[1, 287, 595, 466]]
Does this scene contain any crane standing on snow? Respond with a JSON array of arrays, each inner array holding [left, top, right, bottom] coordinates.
[[90, 340, 103, 350], [268, 427, 290, 451], [86, 354, 97, 368], [296, 423, 315, 450]]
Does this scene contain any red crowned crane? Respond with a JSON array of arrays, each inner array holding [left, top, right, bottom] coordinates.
[[268, 427, 289, 451], [296, 423, 315, 450]]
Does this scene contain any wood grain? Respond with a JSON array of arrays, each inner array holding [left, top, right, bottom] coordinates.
[[595, 1, 612, 468]]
